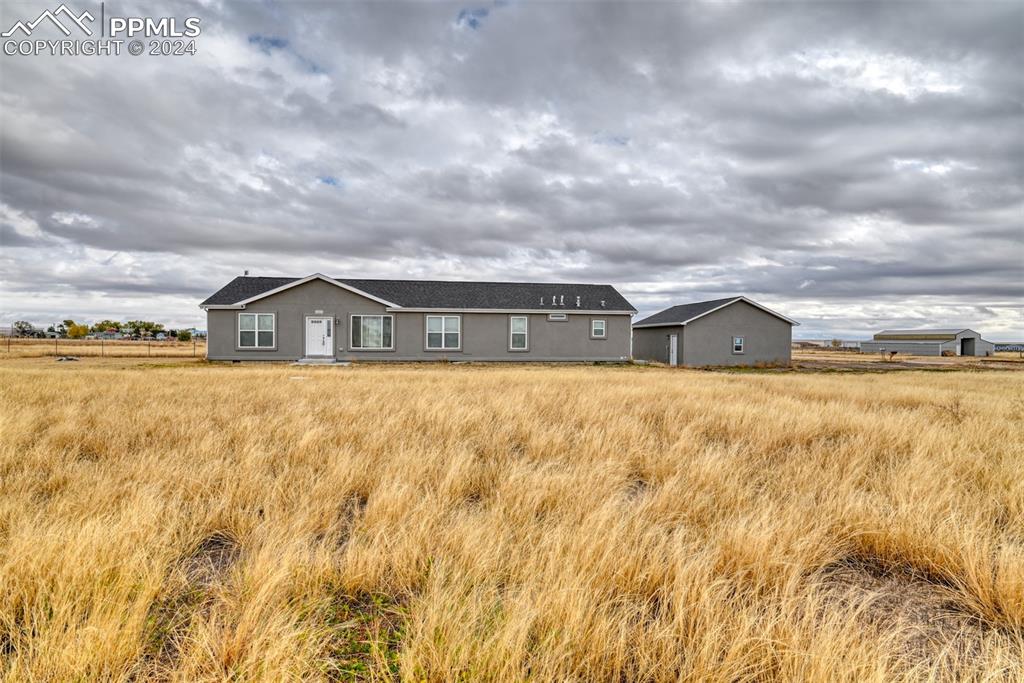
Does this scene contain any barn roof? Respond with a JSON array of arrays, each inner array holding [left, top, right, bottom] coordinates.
[[873, 328, 972, 341]]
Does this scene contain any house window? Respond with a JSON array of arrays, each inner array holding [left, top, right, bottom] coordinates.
[[238, 313, 275, 348], [547, 313, 568, 322], [351, 315, 393, 349], [426, 315, 460, 350], [733, 336, 745, 354], [591, 319, 606, 338], [510, 316, 528, 350]]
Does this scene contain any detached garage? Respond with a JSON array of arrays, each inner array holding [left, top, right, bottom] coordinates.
[[632, 296, 798, 367], [860, 329, 995, 357]]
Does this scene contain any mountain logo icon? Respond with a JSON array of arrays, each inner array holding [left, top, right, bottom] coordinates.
[[2, 4, 95, 37]]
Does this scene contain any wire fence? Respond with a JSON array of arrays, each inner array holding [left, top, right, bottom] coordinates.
[[1, 337, 207, 358]]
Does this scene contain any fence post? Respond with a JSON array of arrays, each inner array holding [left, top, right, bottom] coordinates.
[[101, 339, 104, 357], [148, 341, 151, 357], [55, 336, 58, 357], [193, 339, 196, 357]]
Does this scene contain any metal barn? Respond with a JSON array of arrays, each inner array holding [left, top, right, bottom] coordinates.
[[860, 329, 995, 357]]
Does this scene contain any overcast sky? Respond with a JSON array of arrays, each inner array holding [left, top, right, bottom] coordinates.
[[1, 1, 1021, 339]]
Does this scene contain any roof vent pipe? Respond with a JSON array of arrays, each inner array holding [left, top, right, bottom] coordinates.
[[244, 269, 249, 276], [560, 295, 565, 306], [600, 300, 606, 308], [576, 296, 581, 308], [540, 297, 544, 306]]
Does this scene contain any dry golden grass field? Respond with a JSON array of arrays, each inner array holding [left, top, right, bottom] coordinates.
[[1, 358, 1022, 682], [791, 348, 1024, 370], [0, 337, 206, 358]]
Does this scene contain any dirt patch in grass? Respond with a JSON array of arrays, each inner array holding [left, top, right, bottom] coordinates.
[[132, 531, 241, 680], [328, 493, 369, 550], [320, 593, 406, 681], [624, 474, 651, 500], [181, 531, 240, 588], [816, 555, 1005, 673]]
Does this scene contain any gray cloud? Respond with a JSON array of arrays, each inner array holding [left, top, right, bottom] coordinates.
[[0, 0, 1021, 338]]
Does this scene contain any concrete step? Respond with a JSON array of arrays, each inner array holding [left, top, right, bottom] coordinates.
[[294, 358, 348, 365]]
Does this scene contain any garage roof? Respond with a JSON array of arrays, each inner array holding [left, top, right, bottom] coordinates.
[[633, 296, 798, 327]]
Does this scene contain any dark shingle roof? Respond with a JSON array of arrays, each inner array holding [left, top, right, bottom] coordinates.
[[634, 296, 798, 327], [201, 275, 635, 311], [633, 297, 742, 326], [201, 277, 298, 306]]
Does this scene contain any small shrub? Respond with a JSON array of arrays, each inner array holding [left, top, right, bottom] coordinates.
[[936, 393, 967, 423]]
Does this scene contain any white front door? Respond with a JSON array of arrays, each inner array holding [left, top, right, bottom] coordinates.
[[305, 317, 332, 356], [669, 334, 678, 366]]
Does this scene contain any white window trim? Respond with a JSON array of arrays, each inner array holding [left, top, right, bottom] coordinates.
[[350, 314, 394, 350], [732, 335, 745, 354], [238, 312, 275, 349], [425, 314, 461, 351], [591, 318, 607, 339], [509, 315, 529, 351]]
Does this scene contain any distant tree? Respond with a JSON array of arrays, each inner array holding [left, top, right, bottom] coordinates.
[[177, 329, 192, 342], [124, 320, 164, 337], [12, 321, 33, 337], [124, 321, 145, 337], [830, 339, 843, 349], [90, 320, 121, 333], [67, 323, 90, 339]]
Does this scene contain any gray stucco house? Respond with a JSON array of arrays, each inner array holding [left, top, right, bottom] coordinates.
[[200, 273, 635, 362], [632, 297, 798, 367], [860, 329, 995, 356]]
